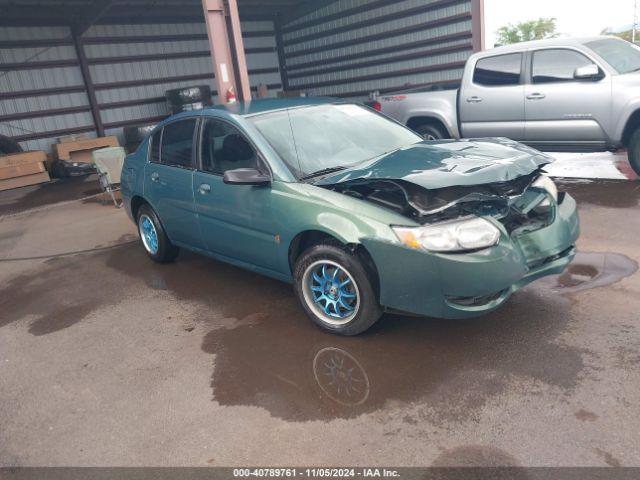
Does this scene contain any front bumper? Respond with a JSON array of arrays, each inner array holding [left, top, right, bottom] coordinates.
[[362, 193, 580, 319]]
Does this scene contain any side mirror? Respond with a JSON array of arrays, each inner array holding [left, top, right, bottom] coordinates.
[[223, 168, 271, 186], [574, 64, 602, 80]]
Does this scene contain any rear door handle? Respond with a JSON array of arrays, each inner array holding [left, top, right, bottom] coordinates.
[[150, 172, 159, 182], [466, 96, 483, 103], [197, 183, 211, 195], [526, 92, 546, 100]]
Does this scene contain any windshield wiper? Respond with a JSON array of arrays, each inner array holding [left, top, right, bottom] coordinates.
[[299, 166, 347, 181]]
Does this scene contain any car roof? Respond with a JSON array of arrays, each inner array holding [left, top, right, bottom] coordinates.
[[154, 97, 342, 129], [476, 36, 619, 57], [202, 97, 340, 116]]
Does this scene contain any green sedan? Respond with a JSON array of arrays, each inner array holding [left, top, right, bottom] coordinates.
[[121, 98, 579, 335]]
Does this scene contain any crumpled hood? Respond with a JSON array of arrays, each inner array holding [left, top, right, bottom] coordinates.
[[315, 138, 553, 189]]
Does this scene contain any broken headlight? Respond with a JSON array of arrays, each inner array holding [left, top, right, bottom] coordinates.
[[393, 217, 500, 253], [532, 175, 558, 206]]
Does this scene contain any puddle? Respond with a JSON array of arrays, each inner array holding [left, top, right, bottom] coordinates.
[[552, 252, 637, 294], [1, 241, 618, 424]]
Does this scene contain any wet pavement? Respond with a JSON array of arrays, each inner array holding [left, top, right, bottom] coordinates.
[[0, 156, 639, 466]]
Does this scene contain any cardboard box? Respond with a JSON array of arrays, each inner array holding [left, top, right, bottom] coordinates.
[[0, 151, 47, 169], [0, 171, 50, 191], [0, 162, 45, 180], [54, 136, 120, 162]]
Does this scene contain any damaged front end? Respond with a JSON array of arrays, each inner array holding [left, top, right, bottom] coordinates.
[[322, 167, 557, 236]]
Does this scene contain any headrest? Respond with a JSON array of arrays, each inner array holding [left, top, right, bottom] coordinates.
[[222, 134, 253, 162]]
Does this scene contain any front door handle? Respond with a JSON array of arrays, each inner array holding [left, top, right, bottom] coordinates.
[[150, 172, 159, 182], [466, 96, 483, 103], [526, 92, 546, 100], [197, 183, 211, 195]]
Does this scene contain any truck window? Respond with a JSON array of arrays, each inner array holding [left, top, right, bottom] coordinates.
[[532, 49, 594, 84], [473, 53, 522, 86], [160, 119, 197, 168]]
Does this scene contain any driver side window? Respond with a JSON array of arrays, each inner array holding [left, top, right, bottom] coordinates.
[[200, 118, 258, 174]]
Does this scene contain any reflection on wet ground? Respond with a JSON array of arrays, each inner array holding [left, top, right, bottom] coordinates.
[[0, 178, 637, 426], [553, 252, 637, 294], [0, 175, 101, 216]]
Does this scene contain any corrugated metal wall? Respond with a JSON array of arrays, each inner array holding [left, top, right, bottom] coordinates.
[[0, 20, 282, 151], [87, 20, 282, 144], [0, 26, 96, 152], [0, 0, 483, 153], [279, 0, 476, 100]]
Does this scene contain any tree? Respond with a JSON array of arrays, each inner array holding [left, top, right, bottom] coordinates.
[[496, 18, 558, 46]]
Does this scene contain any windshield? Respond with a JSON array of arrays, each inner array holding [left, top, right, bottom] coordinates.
[[585, 38, 640, 74], [249, 104, 422, 179]]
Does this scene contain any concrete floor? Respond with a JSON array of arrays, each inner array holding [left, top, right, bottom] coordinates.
[[0, 156, 639, 467]]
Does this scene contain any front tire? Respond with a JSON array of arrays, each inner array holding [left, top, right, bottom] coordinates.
[[627, 128, 640, 176], [136, 204, 179, 263], [293, 243, 382, 336]]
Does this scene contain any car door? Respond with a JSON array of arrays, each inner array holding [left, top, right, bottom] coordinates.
[[193, 117, 280, 271], [144, 118, 205, 250], [524, 48, 612, 148], [460, 52, 525, 140]]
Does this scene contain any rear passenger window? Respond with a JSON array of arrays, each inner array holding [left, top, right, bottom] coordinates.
[[149, 130, 161, 163], [160, 119, 196, 168], [532, 49, 594, 84], [473, 53, 522, 86]]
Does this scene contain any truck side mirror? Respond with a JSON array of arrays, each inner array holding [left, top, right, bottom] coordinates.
[[574, 64, 602, 81]]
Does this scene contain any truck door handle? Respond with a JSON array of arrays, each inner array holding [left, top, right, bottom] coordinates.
[[197, 183, 211, 195], [466, 96, 483, 103], [527, 93, 546, 100], [150, 172, 159, 182]]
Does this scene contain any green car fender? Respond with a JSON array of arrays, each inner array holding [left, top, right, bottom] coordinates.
[[270, 182, 413, 277]]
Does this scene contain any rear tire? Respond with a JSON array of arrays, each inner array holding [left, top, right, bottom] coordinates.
[[627, 128, 640, 176], [413, 123, 447, 141], [136, 204, 179, 264], [293, 243, 382, 336]]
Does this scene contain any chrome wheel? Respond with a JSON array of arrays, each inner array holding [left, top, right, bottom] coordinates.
[[302, 260, 360, 326], [138, 214, 159, 254], [423, 133, 438, 141]]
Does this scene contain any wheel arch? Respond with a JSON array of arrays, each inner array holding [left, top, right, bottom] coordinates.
[[288, 229, 380, 296], [406, 116, 451, 138], [621, 109, 640, 146], [130, 195, 151, 220]]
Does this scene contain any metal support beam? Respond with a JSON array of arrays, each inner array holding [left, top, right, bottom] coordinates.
[[71, 28, 104, 137], [471, 0, 485, 52], [202, 0, 251, 103], [274, 13, 290, 91]]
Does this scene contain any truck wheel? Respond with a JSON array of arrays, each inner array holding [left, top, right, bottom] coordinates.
[[414, 123, 447, 141], [628, 128, 640, 176], [293, 243, 382, 336]]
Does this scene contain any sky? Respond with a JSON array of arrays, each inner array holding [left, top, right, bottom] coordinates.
[[484, 0, 638, 48]]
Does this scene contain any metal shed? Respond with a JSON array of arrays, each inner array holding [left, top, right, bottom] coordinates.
[[0, 0, 484, 153]]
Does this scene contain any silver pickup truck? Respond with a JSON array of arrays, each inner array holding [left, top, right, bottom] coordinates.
[[378, 36, 640, 175]]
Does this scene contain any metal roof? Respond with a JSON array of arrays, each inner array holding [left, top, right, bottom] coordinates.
[[0, 0, 322, 25]]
